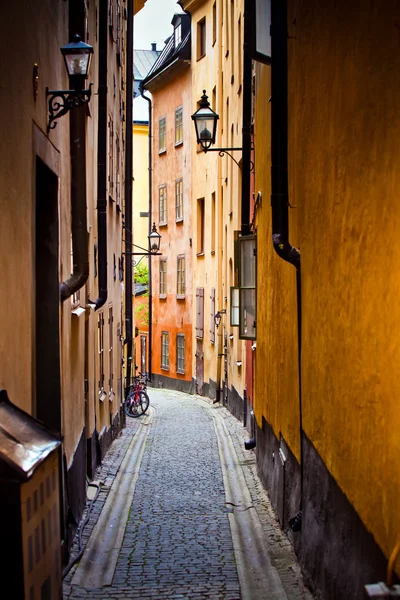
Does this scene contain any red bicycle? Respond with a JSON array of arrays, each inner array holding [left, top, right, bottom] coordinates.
[[124, 373, 150, 418]]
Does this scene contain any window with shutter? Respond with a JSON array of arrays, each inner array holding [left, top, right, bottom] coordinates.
[[210, 287, 215, 343], [196, 287, 204, 339]]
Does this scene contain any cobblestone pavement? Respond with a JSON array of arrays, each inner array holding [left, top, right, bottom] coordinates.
[[63, 388, 314, 600]]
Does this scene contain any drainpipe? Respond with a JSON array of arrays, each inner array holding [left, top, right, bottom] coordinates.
[[271, 0, 303, 531], [90, 0, 108, 311], [124, 0, 134, 392], [139, 82, 153, 381], [241, 0, 253, 237], [271, 0, 300, 270], [60, 102, 89, 301]]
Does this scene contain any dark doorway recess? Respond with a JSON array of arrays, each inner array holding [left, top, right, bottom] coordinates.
[[35, 157, 61, 433]]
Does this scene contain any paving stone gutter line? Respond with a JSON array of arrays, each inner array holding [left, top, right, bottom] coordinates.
[[71, 407, 154, 588], [202, 398, 288, 600], [64, 390, 315, 600]]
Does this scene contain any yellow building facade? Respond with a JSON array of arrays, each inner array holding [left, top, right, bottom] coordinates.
[[181, 0, 248, 411], [253, 0, 400, 597], [0, 0, 146, 562]]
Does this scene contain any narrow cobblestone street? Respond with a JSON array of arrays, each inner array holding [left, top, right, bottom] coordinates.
[[63, 389, 314, 600]]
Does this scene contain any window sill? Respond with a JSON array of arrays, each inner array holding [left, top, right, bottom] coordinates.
[[176, 294, 186, 301], [176, 217, 184, 224], [175, 140, 183, 148], [161, 366, 170, 371], [196, 53, 206, 61], [159, 221, 168, 228], [196, 252, 205, 258], [159, 148, 166, 155], [210, 250, 215, 255], [176, 369, 185, 375], [159, 294, 167, 300]]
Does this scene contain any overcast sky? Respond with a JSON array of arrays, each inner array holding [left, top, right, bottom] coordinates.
[[134, 0, 184, 51]]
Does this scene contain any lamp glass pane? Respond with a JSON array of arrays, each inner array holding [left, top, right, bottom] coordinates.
[[64, 52, 90, 76]]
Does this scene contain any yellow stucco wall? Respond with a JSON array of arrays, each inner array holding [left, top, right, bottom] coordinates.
[[187, 0, 246, 395], [254, 0, 400, 560], [133, 123, 151, 252], [253, 63, 301, 461], [289, 0, 400, 557]]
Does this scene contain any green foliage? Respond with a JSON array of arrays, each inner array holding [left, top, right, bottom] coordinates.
[[134, 262, 149, 284], [135, 302, 149, 326]]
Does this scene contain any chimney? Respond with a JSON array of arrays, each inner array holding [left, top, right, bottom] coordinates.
[[151, 42, 157, 51]]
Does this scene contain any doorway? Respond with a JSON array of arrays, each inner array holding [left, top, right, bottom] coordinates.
[[35, 157, 61, 432]]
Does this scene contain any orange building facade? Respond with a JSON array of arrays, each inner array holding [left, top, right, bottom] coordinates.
[[143, 14, 194, 392]]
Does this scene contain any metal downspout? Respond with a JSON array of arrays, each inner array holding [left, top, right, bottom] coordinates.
[[139, 83, 153, 381], [60, 100, 89, 301], [241, 0, 253, 237], [90, 0, 108, 311], [271, 0, 303, 529], [124, 0, 134, 392]]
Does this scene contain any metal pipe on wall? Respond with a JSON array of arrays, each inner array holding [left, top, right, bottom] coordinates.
[[271, 0, 303, 530], [92, 0, 108, 311], [124, 0, 134, 392]]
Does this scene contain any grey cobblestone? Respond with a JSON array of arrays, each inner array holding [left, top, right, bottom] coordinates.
[[63, 388, 313, 600]]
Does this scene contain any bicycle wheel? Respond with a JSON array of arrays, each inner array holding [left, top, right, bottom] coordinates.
[[124, 394, 138, 418], [134, 391, 150, 417]]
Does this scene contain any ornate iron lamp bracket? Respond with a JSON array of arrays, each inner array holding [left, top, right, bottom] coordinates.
[[204, 147, 255, 173], [46, 83, 93, 131]]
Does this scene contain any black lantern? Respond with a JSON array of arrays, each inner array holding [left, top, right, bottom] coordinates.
[[61, 34, 93, 84], [191, 90, 219, 150], [214, 309, 226, 329], [148, 222, 161, 254], [46, 34, 94, 131]]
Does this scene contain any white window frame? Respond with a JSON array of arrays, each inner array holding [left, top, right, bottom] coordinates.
[[176, 334, 185, 374], [177, 255, 186, 298], [159, 184, 167, 225], [175, 106, 183, 145], [159, 116, 166, 152], [161, 332, 169, 369], [175, 178, 183, 221]]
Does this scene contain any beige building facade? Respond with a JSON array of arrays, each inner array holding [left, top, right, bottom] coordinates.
[[0, 0, 146, 563]]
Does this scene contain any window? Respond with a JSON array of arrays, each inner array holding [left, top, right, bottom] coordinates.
[[230, 287, 239, 326], [176, 334, 185, 374], [159, 185, 167, 224], [197, 197, 205, 254], [177, 255, 185, 297], [174, 20, 182, 47], [108, 115, 114, 197], [175, 179, 183, 221], [196, 287, 204, 339], [161, 332, 169, 369], [211, 191, 216, 253], [159, 259, 167, 296], [98, 313, 105, 391], [115, 132, 121, 206], [212, 2, 217, 44], [239, 235, 256, 339], [238, 15, 242, 90], [210, 288, 215, 343], [108, 306, 113, 389], [175, 106, 183, 145], [159, 116, 166, 152], [197, 17, 206, 59]]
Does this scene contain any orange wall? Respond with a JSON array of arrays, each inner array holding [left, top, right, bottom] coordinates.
[[150, 67, 193, 382]]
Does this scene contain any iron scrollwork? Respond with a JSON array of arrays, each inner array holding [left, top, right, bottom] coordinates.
[[46, 83, 93, 131]]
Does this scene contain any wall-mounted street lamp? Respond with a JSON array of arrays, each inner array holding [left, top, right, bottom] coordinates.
[[191, 90, 253, 171], [46, 34, 94, 131], [124, 222, 162, 257], [214, 309, 226, 329]]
